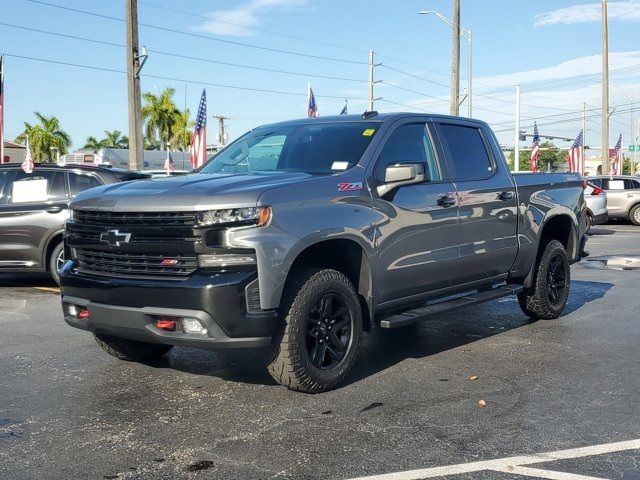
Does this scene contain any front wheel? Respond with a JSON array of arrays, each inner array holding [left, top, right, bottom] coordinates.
[[629, 204, 640, 226], [94, 333, 173, 362], [268, 269, 363, 393], [518, 239, 570, 320], [49, 242, 65, 286]]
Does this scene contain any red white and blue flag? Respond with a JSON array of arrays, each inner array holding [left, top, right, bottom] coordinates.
[[164, 149, 175, 173], [530, 122, 540, 173], [21, 136, 34, 174], [612, 134, 623, 175], [567, 130, 584, 174], [189, 89, 207, 169], [0, 55, 5, 164], [308, 84, 318, 118]]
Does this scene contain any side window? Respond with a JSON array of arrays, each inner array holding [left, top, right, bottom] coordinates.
[[69, 173, 102, 197], [607, 179, 625, 190], [9, 170, 68, 204], [374, 124, 441, 182], [623, 179, 640, 190], [589, 178, 602, 188], [438, 124, 494, 182], [0, 171, 10, 205]]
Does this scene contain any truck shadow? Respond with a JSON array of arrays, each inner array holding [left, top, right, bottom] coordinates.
[[150, 279, 612, 388]]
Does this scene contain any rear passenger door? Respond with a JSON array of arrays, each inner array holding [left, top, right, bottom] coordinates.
[[0, 169, 69, 269], [434, 121, 518, 285]]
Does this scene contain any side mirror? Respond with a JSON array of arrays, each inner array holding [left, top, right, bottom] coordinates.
[[377, 163, 427, 196]]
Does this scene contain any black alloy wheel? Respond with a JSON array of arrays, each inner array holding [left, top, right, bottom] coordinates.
[[306, 292, 352, 370], [546, 253, 568, 306]]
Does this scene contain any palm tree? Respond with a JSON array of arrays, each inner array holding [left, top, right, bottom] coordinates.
[[102, 130, 129, 148], [17, 112, 71, 162], [141, 88, 180, 150], [171, 109, 194, 151], [84, 136, 104, 151]]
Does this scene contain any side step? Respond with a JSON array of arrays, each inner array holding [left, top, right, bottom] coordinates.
[[379, 284, 524, 329]]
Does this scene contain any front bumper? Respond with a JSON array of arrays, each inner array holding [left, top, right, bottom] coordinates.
[[60, 262, 277, 349]]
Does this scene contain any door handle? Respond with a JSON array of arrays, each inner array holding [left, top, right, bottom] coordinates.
[[437, 194, 456, 207], [46, 206, 63, 214], [498, 191, 515, 201]]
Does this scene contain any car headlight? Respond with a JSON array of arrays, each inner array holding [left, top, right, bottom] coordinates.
[[196, 206, 271, 227]]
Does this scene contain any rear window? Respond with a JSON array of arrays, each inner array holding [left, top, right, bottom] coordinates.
[[9, 170, 68, 204], [438, 124, 494, 182]]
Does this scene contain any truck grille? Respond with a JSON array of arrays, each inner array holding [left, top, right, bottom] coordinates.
[[75, 249, 197, 277], [74, 210, 197, 227]]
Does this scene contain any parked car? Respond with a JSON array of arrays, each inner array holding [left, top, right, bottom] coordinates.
[[60, 113, 587, 392], [583, 182, 608, 229], [0, 164, 150, 285], [588, 175, 640, 225]]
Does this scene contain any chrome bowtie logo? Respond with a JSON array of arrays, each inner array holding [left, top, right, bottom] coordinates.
[[100, 229, 132, 246]]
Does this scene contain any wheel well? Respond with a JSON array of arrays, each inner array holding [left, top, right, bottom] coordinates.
[[44, 233, 64, 272], [540, 215, 574, 254], [288, 239, 373, 331]]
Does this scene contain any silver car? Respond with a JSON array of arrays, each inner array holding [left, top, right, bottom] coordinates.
[[589, 175, 640, 226], [584, 182, 608, 229]]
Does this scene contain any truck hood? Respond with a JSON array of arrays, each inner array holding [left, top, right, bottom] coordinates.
[[71, 172, 318, 211]]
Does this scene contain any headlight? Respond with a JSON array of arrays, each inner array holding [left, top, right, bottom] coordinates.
[[196, 206, 271, 227]]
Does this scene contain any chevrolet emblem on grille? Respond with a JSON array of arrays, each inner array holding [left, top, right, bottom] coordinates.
[[100, 229, 132, 247]]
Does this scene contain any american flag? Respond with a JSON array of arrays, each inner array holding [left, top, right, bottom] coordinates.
[[0, 56, 4, 165], [189, 89, 207, 169], [340, 99, 348, 116], [21, 136, 34, 174], [612, 134, 623, 175], [567, 130, 584, 174], [530, 122, 540, 173], [164, 149, 175, 173], [308, 84, 318, 118]]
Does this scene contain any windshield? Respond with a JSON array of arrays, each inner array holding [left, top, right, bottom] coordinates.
[[200, 122, 380, 175]]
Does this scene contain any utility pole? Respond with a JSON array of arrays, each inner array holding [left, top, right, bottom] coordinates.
[[126, 0, 143, 172], [467, 29, 472, 118], [582, 102, 587, 161], [450, 0, 461, 116], [602, 0, 610, 174], [367, 50, 382, 111], [213, 115, 229, 147], [514, 85, 521, 172], [633, 117, 640, 175]]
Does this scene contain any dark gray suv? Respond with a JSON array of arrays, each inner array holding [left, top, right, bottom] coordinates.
[[0, 164, 149, 284]]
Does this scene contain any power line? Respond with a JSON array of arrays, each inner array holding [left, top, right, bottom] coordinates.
[[0, 22, 367, 83], [2, 52, 368, 100], [23, 0, 367, 65]]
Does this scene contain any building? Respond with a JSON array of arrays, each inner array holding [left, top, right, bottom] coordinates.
[[1, 140, 26, 163]]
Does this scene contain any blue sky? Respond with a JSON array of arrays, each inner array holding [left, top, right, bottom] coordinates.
[[1, 0, 639, 152]]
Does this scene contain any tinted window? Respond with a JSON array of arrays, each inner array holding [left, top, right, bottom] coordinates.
[[69, 173, 102, 197], [9, 170, 68, 204], [604, 179, 625, 190], [201, 122, 379, 175], [0, 171, 9, 204], [374, 124, 441, 182], [439, 124, 494, 181], [589, 178, 602, 188], [624, 179, 640, 190]]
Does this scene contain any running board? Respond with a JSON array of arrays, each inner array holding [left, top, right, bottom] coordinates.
[[379, 284, 524, 329]]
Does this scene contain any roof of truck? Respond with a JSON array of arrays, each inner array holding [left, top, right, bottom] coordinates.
[[262, 112, 488, 127]]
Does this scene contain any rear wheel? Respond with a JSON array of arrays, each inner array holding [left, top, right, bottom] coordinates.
[[49, 242, 64, 286], [268, 269, 363, 393], [518, 240, 570, 320], [94, 333, 173, 361], [630, 204, 640, 226]]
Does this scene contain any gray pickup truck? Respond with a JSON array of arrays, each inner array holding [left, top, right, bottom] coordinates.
[[60, 113, 588, 393]]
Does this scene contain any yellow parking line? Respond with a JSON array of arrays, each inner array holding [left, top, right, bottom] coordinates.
[[33, 287, 61, 294]]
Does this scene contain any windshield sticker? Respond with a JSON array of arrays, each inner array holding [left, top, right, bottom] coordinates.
[[362, 128, 376, 137], [337, 182, 364, 192], [331, 161, 349, 171]]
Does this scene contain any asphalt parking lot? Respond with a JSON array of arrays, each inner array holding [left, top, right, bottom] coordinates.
[[1, 223, 639, 480]]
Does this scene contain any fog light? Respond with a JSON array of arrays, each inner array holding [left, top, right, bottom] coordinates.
[[66, 304, 78, 317], [182, 318, 207, 335], [155, 319, 177, 331], [198, 254, 256, 268]]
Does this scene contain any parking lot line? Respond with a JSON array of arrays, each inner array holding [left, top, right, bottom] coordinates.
[[32, 287, 61, 294], [494, 466, 607, 480], [347, 439, 640, 480]]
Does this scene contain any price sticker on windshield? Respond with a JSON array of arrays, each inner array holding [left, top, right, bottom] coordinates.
[[362, 128, 376, 137]]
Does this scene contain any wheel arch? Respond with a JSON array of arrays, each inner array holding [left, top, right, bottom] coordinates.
[[43, 230, 64, 272]]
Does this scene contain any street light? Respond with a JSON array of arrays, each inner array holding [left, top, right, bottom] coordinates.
[[419, 9, 473, 118]]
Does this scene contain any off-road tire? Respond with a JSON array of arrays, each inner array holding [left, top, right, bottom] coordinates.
[[94, 333, 173, 361], [49, 242, 64, 286], [629, 204, 640, 226], [267, 269, 363, 393], [518, 240, 570, 320]]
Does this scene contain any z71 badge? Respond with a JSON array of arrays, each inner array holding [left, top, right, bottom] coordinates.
[[337, 182, 364, 192]]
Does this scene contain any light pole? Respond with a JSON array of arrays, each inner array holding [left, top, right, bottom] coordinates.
[[419, 9, 472, 118]]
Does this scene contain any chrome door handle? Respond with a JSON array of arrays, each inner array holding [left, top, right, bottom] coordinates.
[[46, 206, 63, 213]]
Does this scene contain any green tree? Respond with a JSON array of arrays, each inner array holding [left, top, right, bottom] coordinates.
[[171, 109, 194, 151], [17, 112, 72, 162], [102, 130, 129, 148], [84, 136, 104, 151], [141, 88, 180, 150], [507, 141, 566, 172]]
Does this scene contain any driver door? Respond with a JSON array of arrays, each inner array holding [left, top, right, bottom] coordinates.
[[372, 121, 460, 304]]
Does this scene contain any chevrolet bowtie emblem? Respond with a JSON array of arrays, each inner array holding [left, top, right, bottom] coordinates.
[[100, 229, 132, 247]]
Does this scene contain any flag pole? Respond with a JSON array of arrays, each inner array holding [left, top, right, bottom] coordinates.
[[0, 55, 4, 165]]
